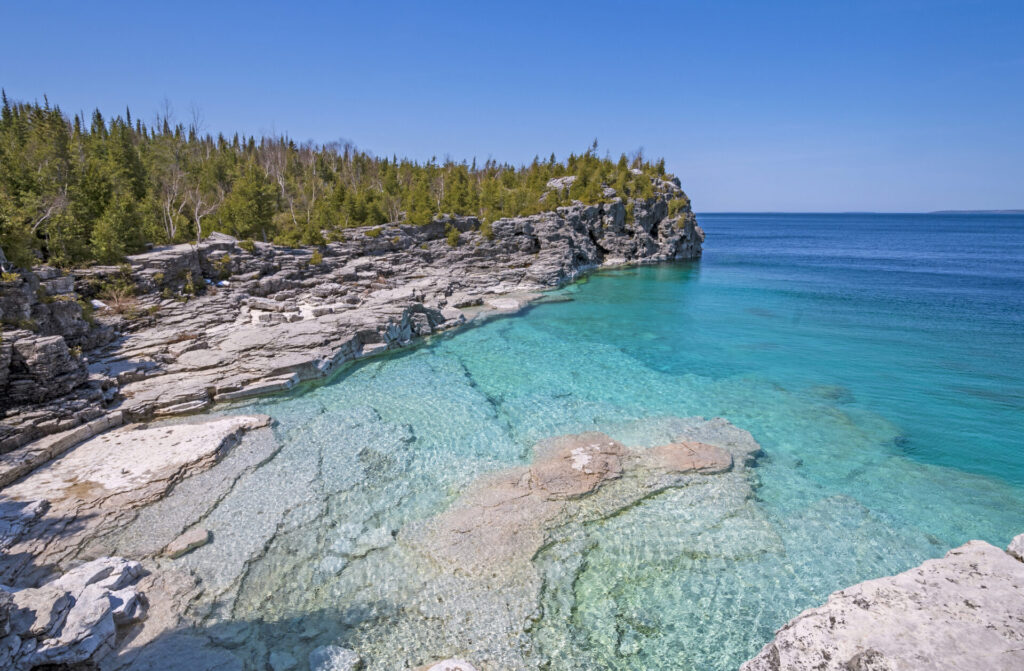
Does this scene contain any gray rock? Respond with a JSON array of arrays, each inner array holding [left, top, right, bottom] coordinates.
[[740, 539, 1024, 671], [1, 556, 147, 670], [415, 660, 478, 671]]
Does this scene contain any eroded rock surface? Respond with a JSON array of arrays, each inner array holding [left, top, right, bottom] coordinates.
[[741, 533, 1024, 671], [0, 556, 147, 670]]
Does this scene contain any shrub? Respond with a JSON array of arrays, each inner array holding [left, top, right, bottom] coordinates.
[[99, 284, 138, 314], [445, 224, 460, 248], [667, 196, 690, 217], [480, 220, 494, 240], [310, 249, 324, 266], [1, 271, 21, 283], [364, 227, 382, 238], [238, 239, 256, 253], [214, 253, 233, 279]]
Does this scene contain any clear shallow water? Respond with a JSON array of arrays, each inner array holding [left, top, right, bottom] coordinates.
[[189, 213, 1024, 669]]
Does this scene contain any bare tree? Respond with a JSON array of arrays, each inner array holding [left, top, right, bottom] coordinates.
[[29, 188, 69, 234], [261, 138, 297, 226]]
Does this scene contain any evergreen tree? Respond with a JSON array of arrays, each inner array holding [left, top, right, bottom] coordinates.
[[91, 192, 143, 263], [0, 92, 675, 268]]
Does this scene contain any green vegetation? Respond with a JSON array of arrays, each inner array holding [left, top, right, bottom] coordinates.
[[445, 223, 460, 247], [213, 253, 233, 279], [667, 195, 691, 217], [1, 271, 20, 282], [0, 94, 672, 269], [309, 249, 323, 266]]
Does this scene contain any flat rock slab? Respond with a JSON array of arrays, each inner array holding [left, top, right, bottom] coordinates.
[[3, 415, 271, 508], [741, 535, 1024, 671], [0, 415, 271, 586]]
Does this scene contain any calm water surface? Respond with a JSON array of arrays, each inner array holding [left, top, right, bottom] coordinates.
[[206, 213, 1024, 669]]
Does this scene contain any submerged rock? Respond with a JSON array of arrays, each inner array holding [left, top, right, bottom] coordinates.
[[384, 418, 758, 668], [163, 527, 211, 559], [309, 644, 363, 671], [412, 427, 736, 575], [741, 534, 1024, 671]]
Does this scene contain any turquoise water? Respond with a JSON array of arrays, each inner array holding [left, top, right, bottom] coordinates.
[[195, 213, 1024, 669]]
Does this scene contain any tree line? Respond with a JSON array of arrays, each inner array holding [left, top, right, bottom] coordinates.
[[0, 92, 673, 268]]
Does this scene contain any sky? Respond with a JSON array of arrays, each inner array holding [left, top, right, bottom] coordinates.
[[1, 1, 1022, 212]]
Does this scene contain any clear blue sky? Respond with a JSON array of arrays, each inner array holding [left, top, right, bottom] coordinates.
[[2, 1, 1021, 212]]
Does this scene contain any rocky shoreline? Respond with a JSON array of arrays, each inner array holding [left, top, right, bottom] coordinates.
[[1, 178, 701, 484]]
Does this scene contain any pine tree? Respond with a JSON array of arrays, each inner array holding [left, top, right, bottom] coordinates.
[[91, 192, 143, 263]]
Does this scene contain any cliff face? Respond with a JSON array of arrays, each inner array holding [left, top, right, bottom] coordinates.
[[0, 184, 701, 462], [0, 269, 115, 450]]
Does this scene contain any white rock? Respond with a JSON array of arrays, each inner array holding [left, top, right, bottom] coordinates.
[[741, 539, 1024, 671], [1007, 532, 1024, 562]]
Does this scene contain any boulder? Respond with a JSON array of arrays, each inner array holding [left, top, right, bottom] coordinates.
[[4, 334, 87, 408], [740, 539, 1024, 671]]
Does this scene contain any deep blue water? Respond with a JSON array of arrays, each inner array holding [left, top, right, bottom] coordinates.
[[206, 212, 1024, 669], [692, 213, 1024, 484]]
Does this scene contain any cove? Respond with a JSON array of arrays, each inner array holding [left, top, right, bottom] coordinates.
[[118, 213, 1024, 669]]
